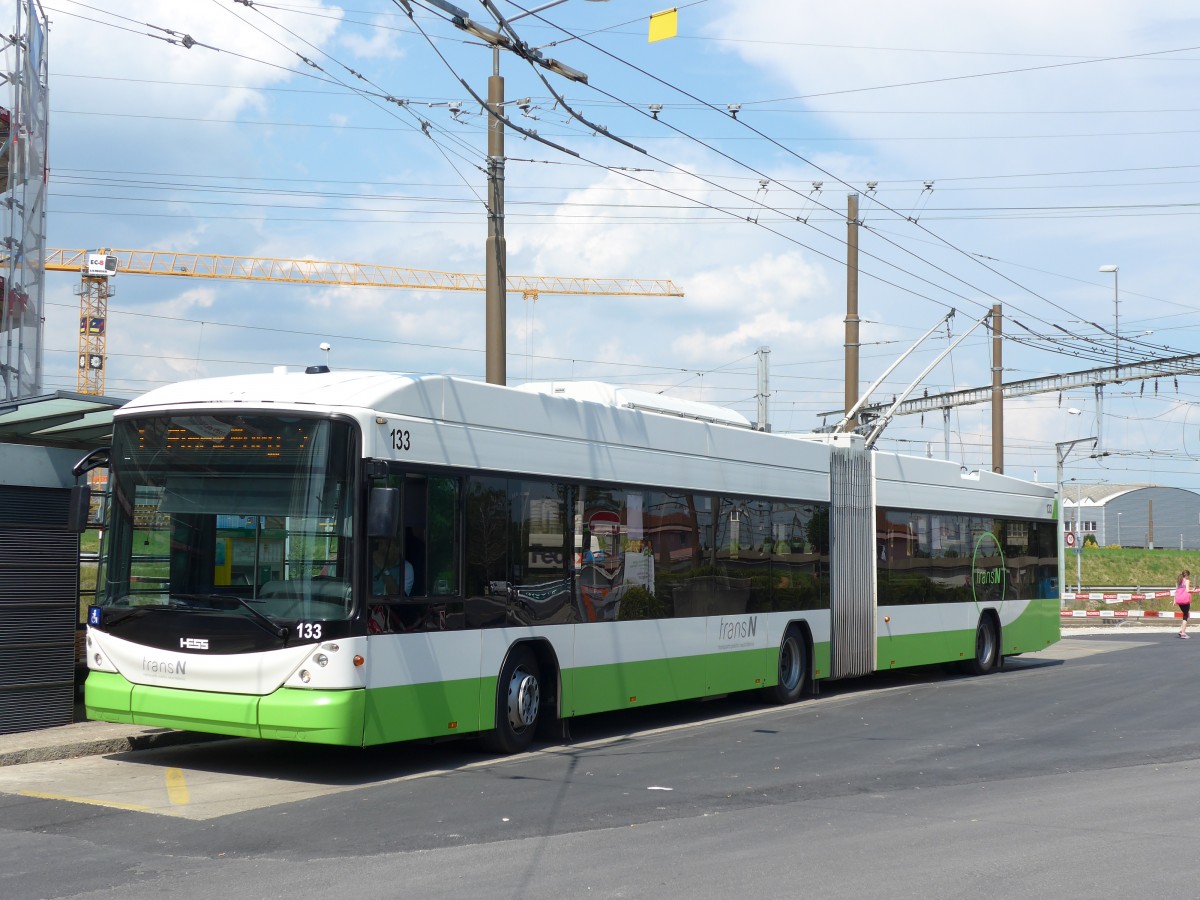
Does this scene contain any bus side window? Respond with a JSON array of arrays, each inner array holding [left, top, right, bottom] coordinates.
[[370, 536, 408, 597], [426, 476, 459, 596], [371, 472, 461, 600], [404, 525, 425, 596], [402, 477, 427, 597]]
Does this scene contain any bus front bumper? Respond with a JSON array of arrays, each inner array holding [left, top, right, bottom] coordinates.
[[84, 671, 366, 746]]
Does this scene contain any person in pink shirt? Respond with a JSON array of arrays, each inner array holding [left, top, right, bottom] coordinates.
[[1176, 570, 1192, 639]]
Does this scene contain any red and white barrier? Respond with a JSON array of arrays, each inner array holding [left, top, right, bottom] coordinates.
[[1061, 608, 1186, 620], [1060, 588, 1197, 620], [1062, 590, 1177, 604]]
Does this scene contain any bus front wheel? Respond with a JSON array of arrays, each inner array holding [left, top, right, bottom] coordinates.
[[483, 647, 542, 754]]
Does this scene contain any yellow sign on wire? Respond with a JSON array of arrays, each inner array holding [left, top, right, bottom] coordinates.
[[649, 7, 678, 42]]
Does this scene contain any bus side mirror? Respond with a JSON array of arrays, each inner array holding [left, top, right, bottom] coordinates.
[[73, 446, 109, 478], [367, 487, 400, 538], [68, 485, 91, 533]]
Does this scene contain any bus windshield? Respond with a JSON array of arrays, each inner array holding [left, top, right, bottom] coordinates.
[[97, 413, 358, 624]]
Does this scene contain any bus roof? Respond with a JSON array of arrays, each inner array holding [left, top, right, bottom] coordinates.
[[117, 369, 1055, 516], [118, 368, 427, 414]]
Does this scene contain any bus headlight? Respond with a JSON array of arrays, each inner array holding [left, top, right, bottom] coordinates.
[[299, 669, 312, 683], [313, 653, 329, 667]]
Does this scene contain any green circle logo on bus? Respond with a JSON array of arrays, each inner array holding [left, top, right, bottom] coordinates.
[[971, 531, 1006, 606]]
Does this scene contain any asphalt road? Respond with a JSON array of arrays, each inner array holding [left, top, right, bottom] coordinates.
[[3, 632, 1197, 899]]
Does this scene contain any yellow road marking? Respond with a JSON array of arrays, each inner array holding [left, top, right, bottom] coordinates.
[[19, 790, 150, 812], [165, 767, 190, 805]]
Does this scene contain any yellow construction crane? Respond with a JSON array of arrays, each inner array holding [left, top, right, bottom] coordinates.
[[44, 248, 684, 395]]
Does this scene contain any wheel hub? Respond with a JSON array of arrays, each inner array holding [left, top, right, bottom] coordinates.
[[507, 670, 540, 731], [779, 639, 800, 690]]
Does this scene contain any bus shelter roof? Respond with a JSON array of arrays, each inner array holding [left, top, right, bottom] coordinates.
[[0, 391, 128, 449]]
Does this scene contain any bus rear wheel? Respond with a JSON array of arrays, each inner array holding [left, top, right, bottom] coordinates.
[[763, 628, 807, 704], [967, 616, 999, 676], [482, 647, 542, 754]]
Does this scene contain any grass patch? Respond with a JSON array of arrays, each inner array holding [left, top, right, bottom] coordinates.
[[1067, 547, 1193, 590]]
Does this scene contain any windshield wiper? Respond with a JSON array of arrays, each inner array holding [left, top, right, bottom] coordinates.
[[171, 593, 289, 641]]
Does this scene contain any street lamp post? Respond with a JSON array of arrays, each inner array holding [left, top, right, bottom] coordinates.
[[1056, 436, 1101, 602], [1075, 479, 1083, 592], [1100, 264, 1119, 368], [1117, 511, 1122, 547]]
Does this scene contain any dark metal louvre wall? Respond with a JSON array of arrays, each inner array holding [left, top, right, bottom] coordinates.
[[829, 446, 877, 679], [0, 486, 72, 528], [0, 486, 79, 735]]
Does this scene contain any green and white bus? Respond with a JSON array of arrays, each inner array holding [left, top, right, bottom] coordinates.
[[81, 369, 1060, 753]]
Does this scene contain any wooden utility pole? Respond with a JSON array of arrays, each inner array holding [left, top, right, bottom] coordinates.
[[485, 50, 507, 386], [991, 304, 1003, 473], [844, 194, 860, 428]]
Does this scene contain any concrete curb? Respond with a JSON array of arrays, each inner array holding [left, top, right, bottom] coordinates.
[[0, 727, 220, 768]]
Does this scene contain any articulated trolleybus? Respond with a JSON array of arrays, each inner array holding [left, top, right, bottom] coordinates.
[[82, 369, 1060, 753]]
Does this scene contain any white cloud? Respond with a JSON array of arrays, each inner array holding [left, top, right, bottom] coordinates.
[[338, 17, 406, 61], [705, 0, 1200, 176], [23, 1, 1200, 489]]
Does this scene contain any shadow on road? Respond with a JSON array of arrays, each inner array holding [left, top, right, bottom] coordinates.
[[102, 656, 1072, 786]]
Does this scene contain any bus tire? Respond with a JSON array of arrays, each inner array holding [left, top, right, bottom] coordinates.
[[763, 627, 807, 704], [482, 647, 542, 755], [967, 615, 999, 676]]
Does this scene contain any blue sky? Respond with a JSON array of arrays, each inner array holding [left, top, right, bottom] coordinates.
[[32, 0, 1200, 491]]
